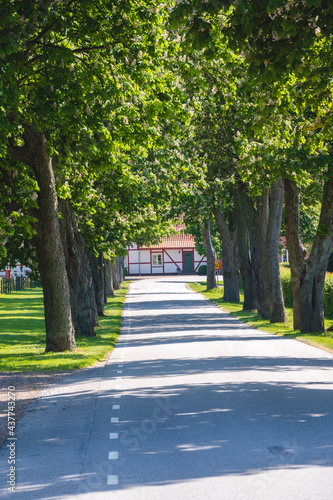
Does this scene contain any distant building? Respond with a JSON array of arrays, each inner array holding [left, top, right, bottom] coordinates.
[[0, 264, 31, 279], [279, 236, 289, 263], [125, 224, 207, 276]]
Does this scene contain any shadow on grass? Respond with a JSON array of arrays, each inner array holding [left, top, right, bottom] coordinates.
[[189, 282, 333, 352], [0, 283, 129, 372]]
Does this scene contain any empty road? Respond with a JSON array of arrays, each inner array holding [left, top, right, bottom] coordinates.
[[1, 276, 333, 499]]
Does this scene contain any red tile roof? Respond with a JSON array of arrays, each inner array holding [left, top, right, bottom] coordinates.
[[140, 224, 196, 249]]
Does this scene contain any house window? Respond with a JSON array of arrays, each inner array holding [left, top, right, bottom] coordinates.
[[152, 253, 163, 266], [282, 248, 289, 263]]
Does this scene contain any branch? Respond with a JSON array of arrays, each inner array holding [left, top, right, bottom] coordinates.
[[25, 0, 76, 48], [26, 17, 59, 48]]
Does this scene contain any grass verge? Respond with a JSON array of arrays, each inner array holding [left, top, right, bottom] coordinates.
[[189, 282, 333, 354], [0, 282, 129, 372]]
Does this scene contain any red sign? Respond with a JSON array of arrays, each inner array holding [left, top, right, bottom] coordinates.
[[215, 260, 222, 270]]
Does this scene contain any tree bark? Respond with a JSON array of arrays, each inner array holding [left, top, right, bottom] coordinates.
[[112, 260, 120, 290], [111, 256, 124, 290], [234, 185, 256, 310], [58, 199, 98, 336], [213, 207, 239, 302], [284, 179, 304, 330], [88, 251, 105, 316], [284, 177, 333, 332], [117, 256, 124, 285], [258, 179, 286, 323], [235, 179, 285, 322], [98, 252, 106, 308], [203, 221, 217, 290], [9, 124, 76, 352], [105, 259, 115, 296]]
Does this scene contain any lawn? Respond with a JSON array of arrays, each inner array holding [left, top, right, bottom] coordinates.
[[0, 282, 129, 372], [189, 282, 333, 354]]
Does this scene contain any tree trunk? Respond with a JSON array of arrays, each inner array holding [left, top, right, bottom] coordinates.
[[258, 179, 286, 323], [9, 124, 76, 352], [103, 261, 107, 304], [235, 179, 285, 322], [112, 258, 121, 290], [285, 177, 333, 333], [98, 252, 106, 308], [117, 256, 124, 286], [213, 207, 239, 302], [284, 179, 304, 330], [203, 221, 217, 290], [234, 185, 256, 310], [105, 259, 115, 296], [88, 251, 105, 316], [58, 199, 98, 336]]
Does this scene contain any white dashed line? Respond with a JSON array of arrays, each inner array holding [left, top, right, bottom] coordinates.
[[111, 417, 119, 423], [107, 475, 119, 485], [109, 433, 119, 439], [112, 404, 120, 410], [108, 451, 119, 460]]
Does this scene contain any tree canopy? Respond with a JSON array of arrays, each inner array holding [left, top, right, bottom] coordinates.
[[1, 0, 333, 347]]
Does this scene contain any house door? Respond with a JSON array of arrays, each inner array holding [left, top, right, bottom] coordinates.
[[183, 252, 193, 274]]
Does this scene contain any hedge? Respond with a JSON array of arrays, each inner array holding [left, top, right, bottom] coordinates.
[[323, 272, 333, 319], [198, 265, 207, 276], [280, 265, 293, 308], [280, 265, 333, 319]]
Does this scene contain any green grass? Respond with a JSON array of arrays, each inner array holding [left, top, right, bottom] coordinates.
[[189, 282, 333, 354], [0, 282, 129, 372]]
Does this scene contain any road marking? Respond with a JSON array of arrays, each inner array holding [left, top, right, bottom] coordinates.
[[107, 475, 119, 485], [114, 394, 121, 399], [108, 451, 119, 460], [112, 404, 120, 410], [109, 433, 119, 439], [111, 417, 119, 423], [118, 364, 123, 368], [117, 370, 123, 374]]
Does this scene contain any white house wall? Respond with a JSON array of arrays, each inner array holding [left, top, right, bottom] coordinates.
[[126, 247, 207, 275]]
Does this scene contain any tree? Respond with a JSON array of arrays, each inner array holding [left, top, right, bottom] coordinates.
[[8, 124, 76, 351], [1, 1, 198, 350], [213, 206, 239, 302]]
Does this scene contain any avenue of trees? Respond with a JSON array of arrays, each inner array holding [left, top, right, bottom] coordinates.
[[1, 0, 333, 351]]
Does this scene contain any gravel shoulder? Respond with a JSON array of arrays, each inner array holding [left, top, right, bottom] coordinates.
[[0, 371, 74, 449]]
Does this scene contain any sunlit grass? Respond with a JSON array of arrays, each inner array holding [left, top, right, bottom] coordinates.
[[0, 283, 129, 372], [189, 281, 333, 354]]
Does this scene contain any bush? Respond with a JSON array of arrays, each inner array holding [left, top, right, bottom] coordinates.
[[323, 272, 333, 319], [198, 265, 207, 276], [280, 265, 293, 307], [279, 265, 333, 319]]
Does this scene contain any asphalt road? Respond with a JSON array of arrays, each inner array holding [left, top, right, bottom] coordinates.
[[1, 276, 333, 499]]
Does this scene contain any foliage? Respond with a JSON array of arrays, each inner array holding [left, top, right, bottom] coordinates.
[[0, 0, 208, 269], [323, 273, 333, 320], [197, 264, 207, 276], [280, 264, 293, 307], [280, 265, 333, 320]]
